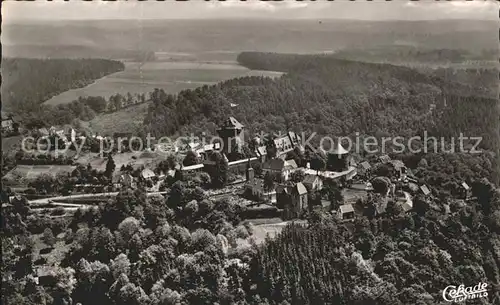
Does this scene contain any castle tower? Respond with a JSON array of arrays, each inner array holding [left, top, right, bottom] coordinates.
[[327, 141, 350, 172], [217, 117, 244, 155]]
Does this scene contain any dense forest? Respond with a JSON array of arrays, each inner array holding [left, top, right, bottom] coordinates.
[[3, 52, 500, 305], [143, 52, 499, 156], [2, 58, 124, 112], [333, 46, 496, 65], [3, 163, 500, 304]]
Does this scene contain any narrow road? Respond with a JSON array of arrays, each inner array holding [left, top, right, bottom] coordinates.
[[29, 191, 169, 206]]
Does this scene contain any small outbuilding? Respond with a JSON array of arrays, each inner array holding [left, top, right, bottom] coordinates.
[[338, 204, 355, 220]]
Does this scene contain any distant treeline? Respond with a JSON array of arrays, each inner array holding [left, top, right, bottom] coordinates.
[[3, 45, 156, 62], [3, 58, 124, 112], [333, 46, 481, 64], [432, 68, 497, 98]]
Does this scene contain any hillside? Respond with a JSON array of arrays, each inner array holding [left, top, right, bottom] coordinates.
[[144, 52, 498, 149], [1, 58, 124, 112]]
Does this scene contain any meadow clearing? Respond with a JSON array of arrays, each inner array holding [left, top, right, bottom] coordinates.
[[84, 101, 150, 135], [2, 164, 77, 188], [43, 58, 283, 106], [74, 150, 165, 173]]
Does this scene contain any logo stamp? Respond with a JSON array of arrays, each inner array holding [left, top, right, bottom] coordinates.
[[442, 283, 488, 302]]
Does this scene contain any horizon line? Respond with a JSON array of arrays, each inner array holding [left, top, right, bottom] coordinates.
[[4, 17, 496, 23]]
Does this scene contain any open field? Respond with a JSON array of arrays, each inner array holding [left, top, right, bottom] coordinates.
[[3, 164, 76, 186], [86, 102, 150, 135], [44, 60, 283, 106], [236, 219, 307, 249], [75, 150, 164, 172]]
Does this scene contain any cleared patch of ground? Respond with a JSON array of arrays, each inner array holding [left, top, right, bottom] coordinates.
[[236, 218, 307, 249], [3, 165, 76, 187], [75, 151, 165, 173], [86, 102, 150, 136], [44, 60, 283, 106]]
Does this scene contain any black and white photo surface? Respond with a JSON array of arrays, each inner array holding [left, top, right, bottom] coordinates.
[[2, 1, 499, 304]]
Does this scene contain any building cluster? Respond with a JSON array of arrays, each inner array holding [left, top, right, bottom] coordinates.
[[238, 122, 358, 219], [352, 154, 472, 220]]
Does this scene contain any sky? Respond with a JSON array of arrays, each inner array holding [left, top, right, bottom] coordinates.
[[2, 0, 498, 22]]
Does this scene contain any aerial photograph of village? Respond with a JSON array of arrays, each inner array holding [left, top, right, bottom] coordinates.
[[1, 1, 500, 304]]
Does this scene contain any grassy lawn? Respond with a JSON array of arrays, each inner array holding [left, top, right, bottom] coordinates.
[[44, 60, 283, 107], [75, 151, 165, 175], [236, 218, 306, 249], [3, 165, 76, 187], [87, 102, 150, 136]]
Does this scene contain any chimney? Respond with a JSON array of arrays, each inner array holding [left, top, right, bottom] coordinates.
[[306, 162, 310, 169]]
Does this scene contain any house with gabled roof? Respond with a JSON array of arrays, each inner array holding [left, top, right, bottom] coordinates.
[[338, 204, 355, 220], [141, 168, 156, 180], [1, 118, 14, 132], [358, 161, 372, 177], [398, 192, 413, 213], [286, 159, 298, 171], [1, 112, 21, 134], [389, 159, 407, 180], [379, 155, 391, 164], [269, 131, 301, 157], [38, 128, 50, 137], [255, 145, 268, 162], [280, 182, 309, 219], [420, 185, 431, 196], [245, 176, 265, 199], [117, 173, 136, 189], [262, 158, 296, 181], [360, 161, 371, 171], [303, 174, 323, 191], [461, 182, 471, 200]]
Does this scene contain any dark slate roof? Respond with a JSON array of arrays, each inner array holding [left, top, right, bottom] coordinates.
[[263, 158, 286, 171], [220, 117, 244, 129], [303, 174, 319, 185]]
